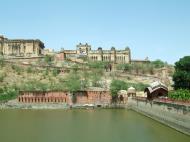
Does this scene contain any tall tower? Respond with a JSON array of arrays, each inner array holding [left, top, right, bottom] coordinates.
[[125, 46, 131, 63], [76, 43, 91, 55], [111, 47, 116, 63]]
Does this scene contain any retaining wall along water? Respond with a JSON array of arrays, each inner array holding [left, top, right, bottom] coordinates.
[[128, 98, 190, 136]]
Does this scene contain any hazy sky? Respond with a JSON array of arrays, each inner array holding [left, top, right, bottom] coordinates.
[[0, 0, 189, 64]]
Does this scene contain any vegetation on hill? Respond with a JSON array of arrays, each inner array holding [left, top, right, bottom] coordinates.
[[0, 56, 170, 102], [151, 59, 167, 68], [117, 63, 154, 74], [44, 55, 54, 65], [116, 59, 169, 75]]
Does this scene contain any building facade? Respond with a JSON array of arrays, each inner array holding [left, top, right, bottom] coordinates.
[[57, 43, 131, 63], [0, 35, 45, 57], [18, 90, 112, 105]]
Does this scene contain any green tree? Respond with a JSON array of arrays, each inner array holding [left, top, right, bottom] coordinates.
[[0, 87, 18, 101], [110, 80, 127, 102], [173, 56, 190, 90], [90, 68, 104, 87], [64, 73, 81, 93], [81, 70, 90, 89], [64, 73, 81, 103]]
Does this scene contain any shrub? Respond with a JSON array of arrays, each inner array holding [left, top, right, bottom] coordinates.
[[43, 68, 49, 77], [0, 87, 18, 101], [0, 72, 6, 82], [71, 64, 79, 72], [116, 64, 132, 72], [26, 67, 33, 73], [87, 61, 107, 69], [0, 57, 5, 67], [169, 89, 190, 100], [151, 59, 166, 68], [52, 68, 60, 77], [117, 63, 155, 75], [44, 55, 54, 65], [21, 80, 49, 91], [11, 65, 22, 74]]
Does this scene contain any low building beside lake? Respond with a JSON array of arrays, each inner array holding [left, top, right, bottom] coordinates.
[[18, 90, 112, 105]]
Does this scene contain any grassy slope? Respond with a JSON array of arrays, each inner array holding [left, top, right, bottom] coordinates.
[[0, 60, 171, 101]]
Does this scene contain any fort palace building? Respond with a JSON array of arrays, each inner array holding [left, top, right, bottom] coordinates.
[[0, 35, 44, 57], [56, 43, 133, 64], [0, 35, 149, 64]]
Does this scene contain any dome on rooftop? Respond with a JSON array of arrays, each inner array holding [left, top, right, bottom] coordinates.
[[118, 90, 127, 95], [127, 87, 136, 94]]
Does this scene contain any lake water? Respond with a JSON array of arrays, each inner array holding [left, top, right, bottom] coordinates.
[[0, 109, 190, 142]]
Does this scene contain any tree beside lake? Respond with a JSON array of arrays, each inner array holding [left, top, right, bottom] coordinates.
[[169, 56, 190, 100], [173, 56, 190, 90]]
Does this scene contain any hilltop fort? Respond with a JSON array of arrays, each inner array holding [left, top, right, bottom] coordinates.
[[0, 35, 149, 64]]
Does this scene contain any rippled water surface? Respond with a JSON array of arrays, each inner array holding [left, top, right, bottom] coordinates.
[[0, 109, 190, 142]]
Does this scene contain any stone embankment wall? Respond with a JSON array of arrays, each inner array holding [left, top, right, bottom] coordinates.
[[128, 97, 190, 136]]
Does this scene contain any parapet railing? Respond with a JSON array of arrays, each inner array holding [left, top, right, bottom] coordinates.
[[132, 96, 190, 106]]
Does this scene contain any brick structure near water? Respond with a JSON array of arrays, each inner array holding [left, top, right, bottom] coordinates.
[[18, 90, 112, 105]]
